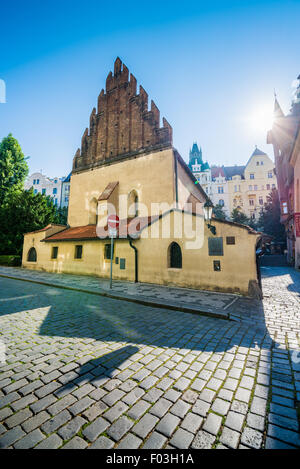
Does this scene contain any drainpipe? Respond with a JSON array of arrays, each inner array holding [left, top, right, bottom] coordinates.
[[129, 238, 138, 283]]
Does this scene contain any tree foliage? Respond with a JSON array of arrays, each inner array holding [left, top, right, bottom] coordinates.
[[0, 189, 61, 255], [257, 188, 286, 242], [0, 134, 29, 205], [213, 204, 227, 220]]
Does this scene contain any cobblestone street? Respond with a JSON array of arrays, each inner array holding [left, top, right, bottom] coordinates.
[[0, 267, 299, 449]]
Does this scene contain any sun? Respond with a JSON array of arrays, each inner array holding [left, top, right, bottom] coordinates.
[[247, 106, 274, 134]]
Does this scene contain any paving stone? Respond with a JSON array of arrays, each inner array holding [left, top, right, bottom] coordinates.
[[30, 394, 57, 414], [265, 436, 297, 450], [220, 427, 240, 449], [133, 413, 159, 439], [88, 436, 115, 449], [155, 414, 180, 438], [268, 412, 299, 432], [82, 417, 110, 442], [142, 431, 167, 449], [58, 415, 86, 441], [69, 396, 94, 416], [107, 416, 133, 442], [5, 408, 33, 429], [0, 426, 25, 448], [41, 410, 72, 434], [35, 382, 61, 398], [122, 387, 145, 406], [128, 400, 151, 420], [0, 392, 21, 409], [170, 428, 194, 449], [190, 378, 206, 392], [62, 436, 88, 449], [82, 401, 108, 421], [170, 399, 190, 418], [103, 401, 129, 423], [173, 377, 190, 392], [22, 411, 50, 433], [269, 403, 298, 420], [230, 400, 248, 415], [14, 429, 45, 449], [191, 430, 216, 449], [211, 398, 230, 416], [203, 413, 222, 436], [225, 411, 245, 432], [142, 388, 163, 403], [117, 433, 142, 449], [192, 399, 210, 417], [241, 427, 263, 449], [47, 394, 77, 416], [34, 433, 63, 449], [181, 412, 203, 433], [250, 396, 267, 416], [163, 388, 181, 403], [267, 424, 300, 447]]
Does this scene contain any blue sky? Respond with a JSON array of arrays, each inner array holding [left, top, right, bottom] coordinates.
[[0, 0, 299, 177]]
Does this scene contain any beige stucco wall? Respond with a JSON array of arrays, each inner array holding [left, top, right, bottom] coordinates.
[[135, 211, 259, 295], [22, 233, 135, 281], [22, 211, 259, 296], [68, 148, 176, 227]]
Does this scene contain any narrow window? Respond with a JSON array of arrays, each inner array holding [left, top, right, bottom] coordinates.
[[75, 245, 82, 259], [27, 247, 37, 262], [104, 243, 113, 259], [51, 247, 58, 259], [168, 242, 182, 268]]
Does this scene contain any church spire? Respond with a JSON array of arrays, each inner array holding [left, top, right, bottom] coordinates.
[[273, 91, 284, 118]]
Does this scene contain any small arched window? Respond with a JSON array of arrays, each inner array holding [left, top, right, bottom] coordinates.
[[168, 242, 182, 269], [219, 199, 224, 206], [27, 247, 37, 262], [128, 190, 139, 217], [88, 198, 98, 224]]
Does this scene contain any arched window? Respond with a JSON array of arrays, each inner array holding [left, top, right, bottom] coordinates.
[[128, 190, 139, 217], [168, 242, 182, 269], [219, 199, 224, 206], [88, 198, 98, 224], [27, 247, 37, 262]]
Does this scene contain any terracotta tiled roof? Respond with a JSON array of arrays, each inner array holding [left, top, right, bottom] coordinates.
[[98, 181, 119, 201], [25, 224, 67, 235], [43, 217, 155, 242]]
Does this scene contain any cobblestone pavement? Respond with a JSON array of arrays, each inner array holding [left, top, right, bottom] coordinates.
[[0, 267, 299, 449], [0, 266, 239, 312]]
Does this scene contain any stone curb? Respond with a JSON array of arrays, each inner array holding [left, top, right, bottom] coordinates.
[[0, 273, 230, 321]]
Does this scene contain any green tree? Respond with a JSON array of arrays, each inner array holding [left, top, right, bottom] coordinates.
[[0, 134, 29, 205], [231, 207, 250, 225], [257, 188, 286, 242], [56, 206, 68, 225], [213, 204, 227, 220], [0, 189, 60, 255]]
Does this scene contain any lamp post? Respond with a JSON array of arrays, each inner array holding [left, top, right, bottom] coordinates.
[[203, 200, 216, 235]]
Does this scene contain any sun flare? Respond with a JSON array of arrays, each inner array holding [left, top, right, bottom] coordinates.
[[247, 106, 274, 133]]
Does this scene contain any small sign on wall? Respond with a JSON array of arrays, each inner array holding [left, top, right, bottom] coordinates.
[[208, 237, 224, 256]]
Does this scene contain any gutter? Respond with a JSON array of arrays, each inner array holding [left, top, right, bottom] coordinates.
[[129, 238, 138, 283]]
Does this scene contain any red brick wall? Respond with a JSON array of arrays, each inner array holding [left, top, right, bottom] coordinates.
[[73, 58, 173, 172]]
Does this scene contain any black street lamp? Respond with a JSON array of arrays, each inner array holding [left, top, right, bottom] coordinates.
[[203, 200, 216, 235]]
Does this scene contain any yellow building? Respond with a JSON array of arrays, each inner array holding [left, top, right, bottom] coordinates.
[[22, 58, 261, 297], [209, 148, 277, 221]]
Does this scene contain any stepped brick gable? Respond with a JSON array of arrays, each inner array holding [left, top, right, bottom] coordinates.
[[73, 57, 173, 172]]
